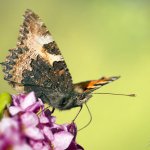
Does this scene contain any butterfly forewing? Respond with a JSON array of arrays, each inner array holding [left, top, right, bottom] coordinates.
[[73, 76, 120, 93]]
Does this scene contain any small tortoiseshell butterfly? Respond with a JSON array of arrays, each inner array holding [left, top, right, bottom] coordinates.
[[1, 10, 120, 110]]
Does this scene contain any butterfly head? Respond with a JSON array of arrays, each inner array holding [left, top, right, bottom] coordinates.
[[50, 92, 92, 110]]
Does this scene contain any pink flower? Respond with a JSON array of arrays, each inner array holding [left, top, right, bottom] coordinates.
[[0, 92, 84, 150], [8, 92, 43, 115]]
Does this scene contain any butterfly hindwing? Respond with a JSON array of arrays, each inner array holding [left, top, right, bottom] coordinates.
[[2, 9, 73, 98]]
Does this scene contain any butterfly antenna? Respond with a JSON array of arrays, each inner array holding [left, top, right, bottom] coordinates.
[[93, 92, 136, 97], [78, 103, 92, 131]]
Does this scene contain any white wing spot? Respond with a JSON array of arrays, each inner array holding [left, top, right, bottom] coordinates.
[[47, 54, 64, 66], [36, 35, 54, 45]]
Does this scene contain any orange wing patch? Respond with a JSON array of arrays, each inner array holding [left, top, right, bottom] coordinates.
[[86, 76, 119, 89], [74, 76, 120, 93]]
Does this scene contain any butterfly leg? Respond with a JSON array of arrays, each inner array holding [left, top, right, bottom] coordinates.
[[51, 107, 55, 114], [72, 105, 83, 122], [40, 105, 55, 114]]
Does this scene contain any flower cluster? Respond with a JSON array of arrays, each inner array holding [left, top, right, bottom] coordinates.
[[0, 92, 84, 150]]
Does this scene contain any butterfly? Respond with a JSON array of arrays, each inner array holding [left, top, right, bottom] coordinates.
[[1, 9, 120, 110]]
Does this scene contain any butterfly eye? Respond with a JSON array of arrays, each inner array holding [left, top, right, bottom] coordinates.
[[79, 94, 86, 100], [60, 97, 68, 106]]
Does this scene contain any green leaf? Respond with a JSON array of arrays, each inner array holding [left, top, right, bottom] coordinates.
[[0, 93, 12, 117]]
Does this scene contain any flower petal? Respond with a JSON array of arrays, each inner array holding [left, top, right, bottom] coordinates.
[[39, 113, 49, 124], [12, 94, 25, 106], [0, 118, 19, 132], [24, 127, 44, 140], [20, 92, 36, 110], [13, 143, 33, 150], [43, 126, 54, 141], [52, 131, 73, 150], [67, 142, 84, 150], [30, 141, 43, 150], [21, 112, 39, 127], [67, 122, 77, 138], [26, 101, 42, 113], [41, 144, 51, 150], [8, 106, 22, 116]]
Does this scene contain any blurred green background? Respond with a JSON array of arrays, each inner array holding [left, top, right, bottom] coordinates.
[[0, 0, 150, 150]]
